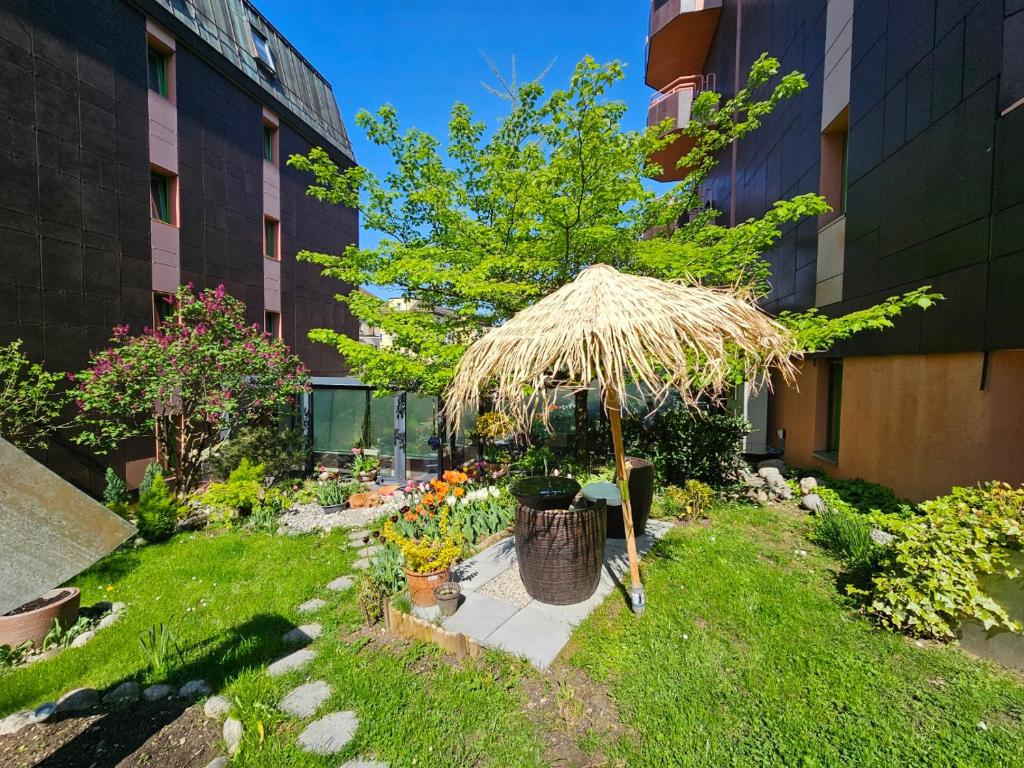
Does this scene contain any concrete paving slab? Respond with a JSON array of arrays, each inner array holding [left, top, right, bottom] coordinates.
[[441, 591, 518, 640], [267, 649, 315, 678], [450, 537, 516, 591], [482, 602, 573, 671]]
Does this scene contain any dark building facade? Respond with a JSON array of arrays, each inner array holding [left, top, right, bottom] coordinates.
[[0, 0, 358, 493], [646, 0, 1024, 500]]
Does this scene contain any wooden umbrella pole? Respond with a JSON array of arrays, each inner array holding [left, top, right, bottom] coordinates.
[[605, 388, 645, 615]]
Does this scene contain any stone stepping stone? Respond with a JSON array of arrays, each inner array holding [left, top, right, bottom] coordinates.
[[279, 680, 331, 717], [327, 576, 354, 592], [351, 557, 371, 570], [298, 597, 327, 613], [347, 530, 370, 544], [283, 623, 322, 645], [296, 711, 358, 755], [340, 761, 388, 768], [267, 648, 315, 678], [358, 545, 382, 558]]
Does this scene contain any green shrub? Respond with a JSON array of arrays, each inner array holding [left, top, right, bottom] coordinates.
[[660, 480, 714, 521], [103, 467, 129, 506], [201, 458, 265, 516], [139, 462, 162, 497], [514, 445, 556, 476], [812, 508, 876, 570], [623, 404, 748, 487], [851, 482, 1024, 639], [136, 472, 180, 542], [803, 472, 908, 517], [208, 424, 309, 482]]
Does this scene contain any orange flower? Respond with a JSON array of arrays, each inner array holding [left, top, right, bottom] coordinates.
[[416, 504, 427, 515], [443, 470, 468, 484], [453, 486, 465, 497], [423, 493, 435, 505], [404, 511, 419, 523]]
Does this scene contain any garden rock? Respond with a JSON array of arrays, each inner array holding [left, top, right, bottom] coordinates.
[[352, 557, 371, 570], [179, 679, 213, 699], [111, 601, 126, 613], [0, 711, 34, 736], [358, 545, 382, 558], [204, 695, 232, 719], [798, 476, 818, 494], [757, 466, 782, 480], [142, 684, 175, 702], [223, 717, 243, 755], [298, 597, 327, 613], [104, 681, 140, 706], [280, 679, 332, 717], [70, 630, 96, 648], [327, 576, 354, 591], [870, 528, 897, 547], [756, 459, 787, 473], [283, 623, 322, 645], [205, 758, 229, 768], [175, 511, 209, 533], [340, 761, 389, 768], [133, 537, 148, 547], [296, 711, 359, 755], [98, 611, 122, 629], [800, 494, 826, 514], [267, 648, 315, 678], [347, 530, 370, 544], [56, 687, 100, 713]]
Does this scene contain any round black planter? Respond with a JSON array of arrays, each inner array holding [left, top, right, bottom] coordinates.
[[509, 476, 581, 510]]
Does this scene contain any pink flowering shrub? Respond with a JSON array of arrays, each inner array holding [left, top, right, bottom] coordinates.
[[71, 284, 309, 494]]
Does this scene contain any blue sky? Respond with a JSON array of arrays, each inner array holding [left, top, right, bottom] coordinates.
[[257, 0, 654, 267]]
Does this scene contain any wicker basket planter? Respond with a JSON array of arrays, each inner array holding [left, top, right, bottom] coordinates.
[[0, 587, 80, 649], [509, 476, 580, 510], [605, 457, 654, 539], [514, 500, 606, 605]]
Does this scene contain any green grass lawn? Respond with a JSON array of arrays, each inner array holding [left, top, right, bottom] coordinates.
[[568, 503, 1024, 767], [4, 503, 1024, 766]]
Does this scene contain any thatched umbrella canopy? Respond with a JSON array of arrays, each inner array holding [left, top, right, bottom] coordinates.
[[444, 263, 800, 614]]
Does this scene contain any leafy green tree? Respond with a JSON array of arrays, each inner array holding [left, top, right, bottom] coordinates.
[[70, 284, 309, 495], [0, 339, 65, 450], [290, 54, 939, 446]]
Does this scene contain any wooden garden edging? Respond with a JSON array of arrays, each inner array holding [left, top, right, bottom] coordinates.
[[383, 600, 482, 661]]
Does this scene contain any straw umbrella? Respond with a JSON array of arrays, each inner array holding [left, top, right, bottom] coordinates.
[[444, 263, 799, 614]]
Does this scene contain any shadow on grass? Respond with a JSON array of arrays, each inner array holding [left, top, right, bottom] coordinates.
[[31, 612, 298, 768]]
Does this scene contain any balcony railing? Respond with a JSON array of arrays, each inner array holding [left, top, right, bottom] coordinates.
[[647, 73, 715, 129]]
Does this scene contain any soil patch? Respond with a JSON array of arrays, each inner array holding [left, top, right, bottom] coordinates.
[[0, 699, 220, 768], [4, 591, 72, 617]]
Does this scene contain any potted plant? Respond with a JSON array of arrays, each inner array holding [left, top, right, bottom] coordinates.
[[0, 587, 81, 651], [352, 447, 380, 483], [382, 507, 463, 607], [315, 479, 348, 512]]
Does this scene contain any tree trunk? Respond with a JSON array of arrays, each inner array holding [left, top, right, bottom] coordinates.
[[574, 389, 590, 471]]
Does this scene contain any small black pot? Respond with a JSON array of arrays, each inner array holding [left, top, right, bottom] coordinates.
[[509, 476, 581, 511]]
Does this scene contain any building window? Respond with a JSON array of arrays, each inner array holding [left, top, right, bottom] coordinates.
[[150, 169, 175, 224], [825, 359, 843, 454], [153, 292, 175, 327], [263, 122, 277, 163], [147, 44, 170, 98], [819, 107, 849, 228], [264, 310, 280, 339], [251, 27, 276, 73], [264, 216, 279, 260]]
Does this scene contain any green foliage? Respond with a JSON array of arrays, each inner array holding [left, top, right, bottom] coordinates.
[[452, 486, 514, 545], [623, 404, 748, 487], [352, 450, 381, 475], [208, 424, 309, 483], [139, 462, 162, 498], [358, 541, 404, 625], [0, 641, 34, 672], [42, 616, 93, 651], [513, 445, 556, 476], [70, 284, 309, 494], [139, 622, 183, 682], [852, 482, 1024, 639], [809, 475, 908, 517], [660, 480, 714, 521], [103, 467, 129, 507], [812, 508, 877, 571], [0, 339, 65, 450], [136, 472, 180, 542], [316, 478, 361, 507], [201, 458, 265, 517], [291, 54, 939, 403]]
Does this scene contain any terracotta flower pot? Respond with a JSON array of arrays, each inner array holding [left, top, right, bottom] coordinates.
[[357, 470, 378, 483], [404, 567, 449, 607], [0, 587, 81, 649]]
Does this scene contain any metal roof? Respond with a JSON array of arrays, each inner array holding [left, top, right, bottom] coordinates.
[[149, 0, 353, 161]]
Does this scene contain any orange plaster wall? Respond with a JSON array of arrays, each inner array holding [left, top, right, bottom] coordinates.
[[768, 351, 1024, 502]]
